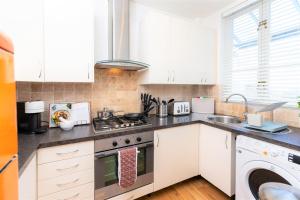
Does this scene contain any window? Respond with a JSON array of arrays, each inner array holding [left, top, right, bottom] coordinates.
[[222, 0, 300, 106]]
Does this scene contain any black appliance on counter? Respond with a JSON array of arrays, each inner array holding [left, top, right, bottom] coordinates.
[[17, 101, 47, 134]]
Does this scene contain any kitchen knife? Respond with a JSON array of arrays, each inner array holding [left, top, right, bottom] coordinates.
[[168, 99, 174, 104], [151, 98, 157, 105], [148, 95, 152, 106]]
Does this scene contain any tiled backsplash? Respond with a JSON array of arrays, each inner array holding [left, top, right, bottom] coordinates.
[[16, 69, 300, 127], [16, 69, 210, 122]]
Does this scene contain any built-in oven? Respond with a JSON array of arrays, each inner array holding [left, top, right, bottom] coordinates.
[[94, 131, 154, 200]]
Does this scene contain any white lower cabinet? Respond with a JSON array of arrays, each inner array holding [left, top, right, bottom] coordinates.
[[37, 141, 94, 200], [38, 182, 94, 200], [153, 124, 199, 191], [199, 124, 235, 196], [19, 155, 37, 200], [38, 169, 94, 197]]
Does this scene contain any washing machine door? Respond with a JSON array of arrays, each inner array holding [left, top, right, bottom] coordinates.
[[239, 160, 300, 200]]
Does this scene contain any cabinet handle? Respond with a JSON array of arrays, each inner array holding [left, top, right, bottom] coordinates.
[[156, 134, 160, 147], [225, 135, 228, 149], [167, 71, 170, 82], [38, 69, 42, 78], [172, 70, 175, 82], [56, 178, 79, 187], [59, 193, 80, 200], [56, 149, 79, 156], [88, 63, 90, 79], [56, 164, 79, 172]]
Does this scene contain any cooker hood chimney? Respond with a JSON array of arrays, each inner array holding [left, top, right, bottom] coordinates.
[[95, 0, 149, 71]]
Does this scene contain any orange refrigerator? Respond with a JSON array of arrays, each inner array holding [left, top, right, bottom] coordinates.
[[0, 32, 18, 200]]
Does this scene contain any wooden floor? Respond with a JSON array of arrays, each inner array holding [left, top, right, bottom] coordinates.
[[138, 177, 231, 200]]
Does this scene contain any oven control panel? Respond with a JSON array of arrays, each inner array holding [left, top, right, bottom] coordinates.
[[95, 131, 154, 152]]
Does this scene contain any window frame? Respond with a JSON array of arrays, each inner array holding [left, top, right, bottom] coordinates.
[[221, 0, 300, 107]]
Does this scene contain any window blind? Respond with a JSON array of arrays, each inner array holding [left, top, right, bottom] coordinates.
[[222, 0, 300, 106]]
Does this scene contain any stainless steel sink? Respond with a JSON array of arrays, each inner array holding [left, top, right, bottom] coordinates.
[[207, 115, 242, 124]]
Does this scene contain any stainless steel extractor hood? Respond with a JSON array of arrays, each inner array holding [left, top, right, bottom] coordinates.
[[95, 0, 149, 71]]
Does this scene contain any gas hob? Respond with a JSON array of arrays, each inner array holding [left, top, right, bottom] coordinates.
[[93, 116, 152, 134]]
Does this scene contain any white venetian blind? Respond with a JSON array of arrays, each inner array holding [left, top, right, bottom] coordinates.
[[268, 0, 300, 105], [222, 0, 300, 106]]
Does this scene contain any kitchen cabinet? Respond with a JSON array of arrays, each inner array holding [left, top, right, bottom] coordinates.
[[199, 124, 235, 196], [0, 0, 44, 82], [19, 155, 37, 200], [130, 2, 216, 85], [154, 124, 199, 191], [0, 0, 94, 82], [130, 4, 172, 84], [44, 0, 94, 82], [37, 141, 94, 199]]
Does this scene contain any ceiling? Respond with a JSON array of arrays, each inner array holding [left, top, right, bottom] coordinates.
[[132, 0, 236, 18]]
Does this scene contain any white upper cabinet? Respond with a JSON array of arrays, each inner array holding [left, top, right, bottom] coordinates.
[[130, 2, 216, 85], [44, 0, 94, 82], [0, 0, 44, 82], [130, 4, 172, 84], [0, 0, 94, 82]]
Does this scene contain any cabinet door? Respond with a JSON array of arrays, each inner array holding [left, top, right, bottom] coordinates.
[[131, 5, 171, 84], [154, 124, 199, 191], [44, 0, 94, 82], [19, 155, 37, 200], [199, 125, 235, 196], [0, 0, 44, 82], [197, 28, 217, 85], [170, 18, 191, 84]]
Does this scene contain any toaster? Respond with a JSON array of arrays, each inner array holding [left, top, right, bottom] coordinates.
[[168, 101, 190, 116]]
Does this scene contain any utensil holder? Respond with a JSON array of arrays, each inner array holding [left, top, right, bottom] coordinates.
[[156, 104, 168, 118]]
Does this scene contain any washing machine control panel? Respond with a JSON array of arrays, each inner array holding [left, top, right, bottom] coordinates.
[[237, 135, 300, 169]]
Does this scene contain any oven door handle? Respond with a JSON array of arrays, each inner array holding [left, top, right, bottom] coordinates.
[[94, 142, 153, 159]]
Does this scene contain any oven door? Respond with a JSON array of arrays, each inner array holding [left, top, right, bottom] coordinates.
[[94, 142, 154, 200]]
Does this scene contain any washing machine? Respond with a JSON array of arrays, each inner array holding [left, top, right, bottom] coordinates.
[[236, 135, 300, 200]]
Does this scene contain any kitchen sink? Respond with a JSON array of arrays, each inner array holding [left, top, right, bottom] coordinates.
[[207, 115, 242, 124]]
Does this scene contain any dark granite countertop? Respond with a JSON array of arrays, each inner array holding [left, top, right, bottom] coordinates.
[[18, 113, 300, 176], [18, 125, 94, 176]]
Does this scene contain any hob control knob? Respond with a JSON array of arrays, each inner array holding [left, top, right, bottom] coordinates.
[[112, 141, 118, 147], [137, 137, 142, 142], [125, 139, 130, 144]]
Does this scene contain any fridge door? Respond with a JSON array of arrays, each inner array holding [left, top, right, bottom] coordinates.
[[0, 156, 18, 200], [0, 33, 17, 156]]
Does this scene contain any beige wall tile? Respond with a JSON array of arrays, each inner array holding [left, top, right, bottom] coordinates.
[[16, 69, 210, 121], [31, 83, 43, 92]]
